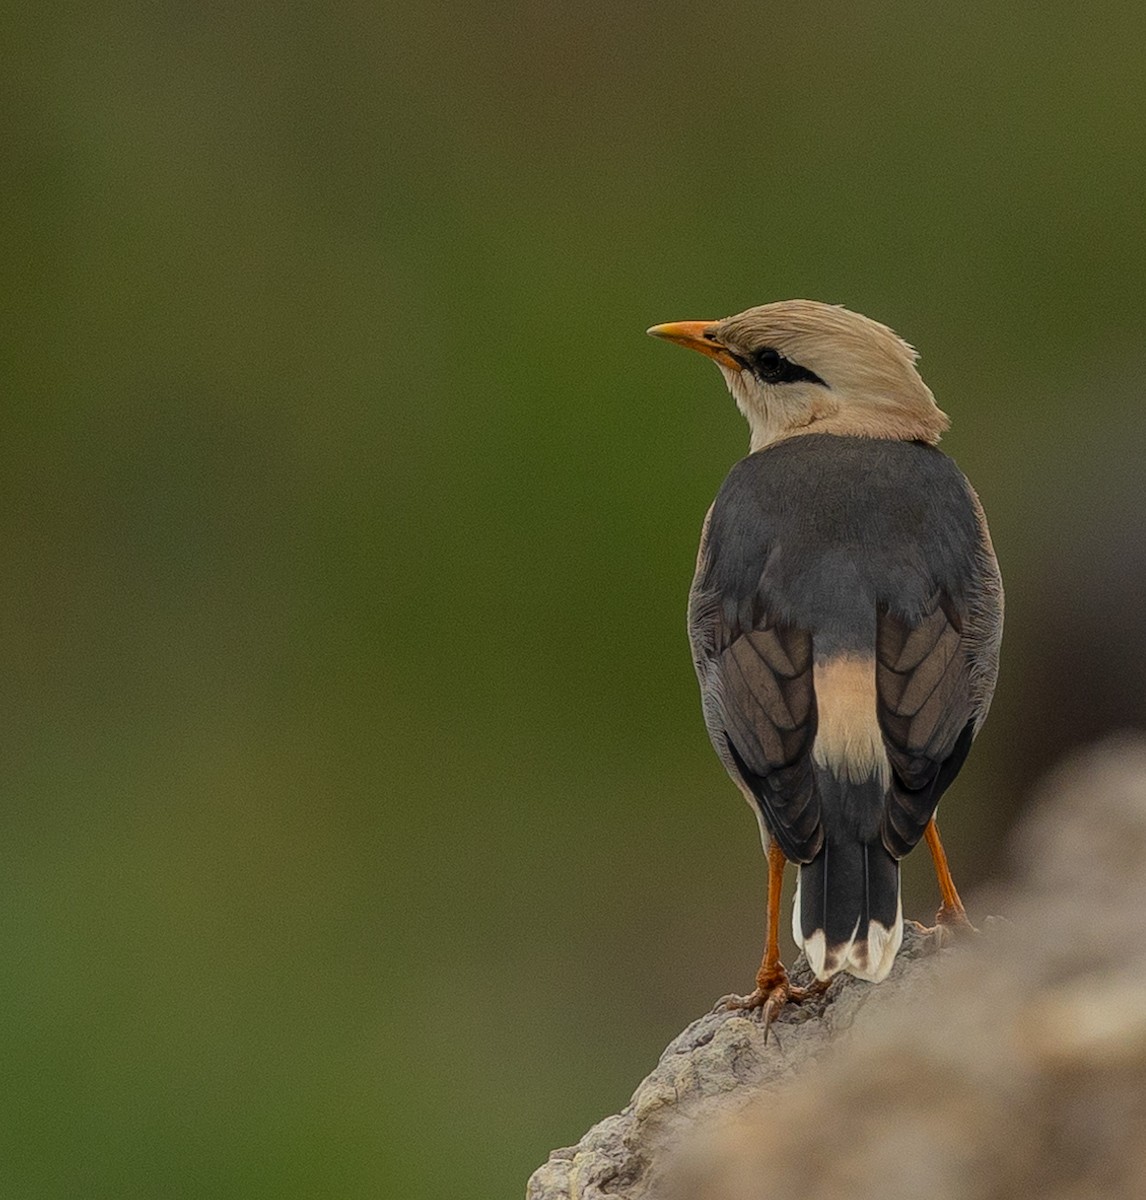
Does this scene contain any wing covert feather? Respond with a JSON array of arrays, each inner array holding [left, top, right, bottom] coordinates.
[[696, 601, 823, 861], [876, 601, 979, 855]]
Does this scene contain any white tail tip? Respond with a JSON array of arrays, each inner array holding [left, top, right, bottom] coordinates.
[[799, 895, 904, 983]]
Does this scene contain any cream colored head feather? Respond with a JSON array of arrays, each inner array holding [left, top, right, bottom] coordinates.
[[650, 300, 948, 452]]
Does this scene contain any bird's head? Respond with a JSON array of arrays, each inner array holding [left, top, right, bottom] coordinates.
[[648, 300, 948, 452]]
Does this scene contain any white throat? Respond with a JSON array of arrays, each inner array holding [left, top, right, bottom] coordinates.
[[719, 366, 787, 452]]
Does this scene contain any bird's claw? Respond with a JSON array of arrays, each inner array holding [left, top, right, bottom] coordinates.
[[715, 971, 826, 1041], [910, 906, 978, 949], [936, 904, 977, 931]]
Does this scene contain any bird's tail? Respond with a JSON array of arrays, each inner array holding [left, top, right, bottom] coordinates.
[[793, 830, 902, 983]]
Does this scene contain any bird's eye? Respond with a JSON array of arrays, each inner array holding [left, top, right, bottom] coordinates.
[[748, 346, 829, 388]]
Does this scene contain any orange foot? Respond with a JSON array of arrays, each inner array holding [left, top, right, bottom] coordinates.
[[934, 903, 978, 946], [715, 967, 828, 1040], [910, 905, 978, 948]]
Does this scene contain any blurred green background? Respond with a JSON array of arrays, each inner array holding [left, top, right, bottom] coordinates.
[[4, 3, 1145, 1196]]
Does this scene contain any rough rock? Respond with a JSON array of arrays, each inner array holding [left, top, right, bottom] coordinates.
[[527, 736, 1146, 1200]]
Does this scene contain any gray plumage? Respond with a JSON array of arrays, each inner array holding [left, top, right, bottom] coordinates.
[[691, 434, 999, 854], [690, 435, 1001, 974]]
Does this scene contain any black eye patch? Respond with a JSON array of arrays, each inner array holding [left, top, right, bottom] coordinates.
[[751, 346, 828, 387]]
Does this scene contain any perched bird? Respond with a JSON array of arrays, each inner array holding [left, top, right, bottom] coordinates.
[[648, 301, 1002, 1021]]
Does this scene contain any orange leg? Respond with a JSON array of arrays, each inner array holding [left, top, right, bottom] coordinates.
[[924, 817, 976, 932], [718, 842, 825, 1035], [757, 840, 789, 985]]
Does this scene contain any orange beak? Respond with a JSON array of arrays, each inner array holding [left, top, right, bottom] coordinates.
[[646, 320, 741, 371]]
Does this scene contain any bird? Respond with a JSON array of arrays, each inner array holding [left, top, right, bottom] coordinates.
[[647, 301, 1003, 1024]]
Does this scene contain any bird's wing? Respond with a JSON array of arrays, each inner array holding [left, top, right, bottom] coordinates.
[[875, 574, 1000, 856], [691, 586, 822, 863]]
